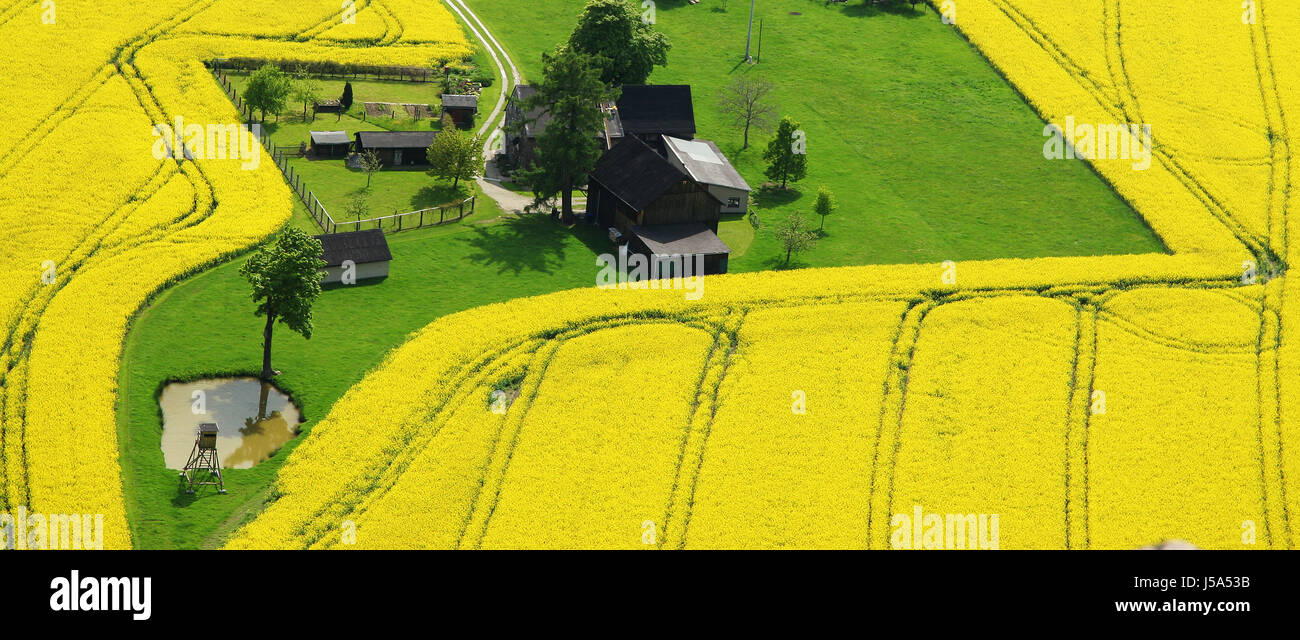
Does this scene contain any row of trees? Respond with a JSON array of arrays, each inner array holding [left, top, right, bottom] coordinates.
[[243, 64, 354, 123]]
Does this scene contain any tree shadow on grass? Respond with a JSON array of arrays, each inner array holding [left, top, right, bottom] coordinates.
[[458, 215, 580, 276], [410, 183, 472, 210], [754, 186, 803, 208]]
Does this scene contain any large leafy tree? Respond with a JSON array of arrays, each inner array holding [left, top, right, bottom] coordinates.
[[239, 228, 325, 379], [244, 64, 292, 123], [516, 48, 618, 220], [566, 0, 670, 85], [427, 128, 483, 189], [763, 116, 808, 189]]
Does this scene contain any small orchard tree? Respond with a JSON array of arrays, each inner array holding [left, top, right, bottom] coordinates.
[[238, 228, 324, 379], [427, 129, 483, 190], [345, 192, 370, 225], [775, 210, 818, 266], [292, 67, 323, 120], [763, 116, 808, 189], [360, 149, 383, 188], [718, 75, 776, 150], [244, 64, 292, 123], [813, 185, 836, 231]]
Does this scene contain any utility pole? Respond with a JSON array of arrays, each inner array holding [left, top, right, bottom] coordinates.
[[744, 0, 755, 61]]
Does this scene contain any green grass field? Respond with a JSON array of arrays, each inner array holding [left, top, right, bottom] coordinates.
[[117, 0, 1168, 548], [463, 0, 1165, 269]]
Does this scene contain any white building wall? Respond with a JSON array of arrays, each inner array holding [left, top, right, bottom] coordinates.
[[321, 260, 390, 284]]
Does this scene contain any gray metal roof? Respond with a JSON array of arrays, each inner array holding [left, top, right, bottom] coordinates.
[[663, 136, 751, 192], [314, 229, 392, 267], [630, 223, 730, 256], [310, 130, 350, 145], [355, 130, 437, 149], [441, 94, 478, 109]]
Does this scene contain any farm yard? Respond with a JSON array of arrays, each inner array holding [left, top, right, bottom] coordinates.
[[1, 0, 1298, 558]]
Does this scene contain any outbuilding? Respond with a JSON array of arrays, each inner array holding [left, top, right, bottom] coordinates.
[[309, 130, 351, 158], [662, 136, 751, 214], [353, 130, 437, 167], [314, 229, 392, 284], [440, 94, 479, 128]]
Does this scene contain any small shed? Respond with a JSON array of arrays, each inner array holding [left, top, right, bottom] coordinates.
[[440, 94, 479, 128], [353, 131, 437, 167], [314, 229, 392, 284], [628, 223, 730, 275], [313, 98, 343, 118], [309, 130, 351, 158]]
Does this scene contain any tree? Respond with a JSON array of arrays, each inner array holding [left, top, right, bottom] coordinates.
[[427, 128, 483, 190], [345, 192, 370, 224], [718, 75, 777, 150], [244, 64, 292, 123], [291, 66, 323, 120], [813, 185, 836, 231], [774, 211, 818, 266], [566, 0, 670, 85], [360, 149, 383, 188], [763, 116, 808, 189], [238, 228, 324, 379], [340, 81, 354, 111], [515, 48, 618, 221]]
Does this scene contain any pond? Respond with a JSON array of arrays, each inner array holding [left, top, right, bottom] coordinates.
[[159, 377, 303, 470]]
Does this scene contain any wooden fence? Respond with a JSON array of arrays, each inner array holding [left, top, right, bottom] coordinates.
[[212, 66, 476, 235]]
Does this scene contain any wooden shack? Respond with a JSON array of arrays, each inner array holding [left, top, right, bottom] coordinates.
[[314, 229, 392, 284], [309, 130, 351, 158], [440, 94, 479, 128], [353, 131, 436, 167]]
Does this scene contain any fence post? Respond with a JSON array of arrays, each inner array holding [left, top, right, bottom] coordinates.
[[459, 201, 464, 219], [419, 209, 424, 227]]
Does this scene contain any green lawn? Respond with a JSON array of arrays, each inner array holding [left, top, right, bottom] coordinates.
[[463, 0, 1165, 270], [118, 215, 608, 549]]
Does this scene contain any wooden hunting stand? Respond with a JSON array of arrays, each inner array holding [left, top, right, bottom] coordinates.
[[180, 423, 225, 494]]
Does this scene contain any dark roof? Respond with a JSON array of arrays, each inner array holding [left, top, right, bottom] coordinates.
[[663, 136, 751, 191], [355, 130, 436, 149], [616, 85, 695, 135], [630, 224, 730, 256], [310, 130, 350, 145], [509, 85, 552, 138], [441, 94, 478, 109], [314, 229, 392, 267], [589, 137, 688, 211]]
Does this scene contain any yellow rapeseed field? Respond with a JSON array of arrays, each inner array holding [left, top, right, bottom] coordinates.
[[0, 0, 470, 548], [229, 0, 1300, 550]]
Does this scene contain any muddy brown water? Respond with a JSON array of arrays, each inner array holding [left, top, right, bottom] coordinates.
[[159, 377, 303, 470]]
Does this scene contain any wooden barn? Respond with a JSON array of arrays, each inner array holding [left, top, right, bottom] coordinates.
[[354, 131, 436, 167], [440, 94, 478, 128], [309, 130, 351, 158], [314, 229, 392, 284], [587, 137, 729, 274]]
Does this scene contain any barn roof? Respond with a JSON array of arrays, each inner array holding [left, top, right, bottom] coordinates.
[[441, 94, 478, 109], [663, 136, 751, 192], [616, 85, 695, 135], [630, 223, 730, 257], [310, 130, 350, 145], [355, 130, 436, 149], [314, 229, 392, 267], [589, 137, 688, 212]]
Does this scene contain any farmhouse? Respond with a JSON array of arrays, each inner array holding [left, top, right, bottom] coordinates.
[[440, 94, 478, 128], [503, 84, 695, 169], [354, 131, 437, 167], [588, 137, 729, 274], [309, 130, 351, 158], [314, 229, 392, 284], [662, 136, 751, 214]]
